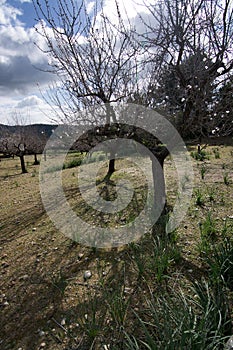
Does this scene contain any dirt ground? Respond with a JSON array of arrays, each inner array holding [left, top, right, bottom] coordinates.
[[0, 142, 232, 349]]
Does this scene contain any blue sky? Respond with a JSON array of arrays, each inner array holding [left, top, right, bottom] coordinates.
[[0, 0, 151, 125]]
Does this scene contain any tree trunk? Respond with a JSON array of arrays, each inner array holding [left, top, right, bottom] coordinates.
[[106, 146, 116, 178], [108, 158, 115, 176], [20, 155, 27, 173], [152, 156, 166, 212], [44, 150, 47, 161], [34, 153, 39, 165]]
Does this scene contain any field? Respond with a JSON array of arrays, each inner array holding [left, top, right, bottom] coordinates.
[[0, 141, 233, 350]]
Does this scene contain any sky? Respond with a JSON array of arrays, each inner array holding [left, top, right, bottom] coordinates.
[[0, 0, 151, 125], [0, 0, 61, 125]]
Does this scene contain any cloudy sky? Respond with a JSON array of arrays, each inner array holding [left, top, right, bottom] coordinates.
[[0, 0, 151, 125], [0, 0, 58, 124]]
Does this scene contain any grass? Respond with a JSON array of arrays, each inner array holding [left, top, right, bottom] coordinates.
[[191, 148, 209, 161], [224, 172, 230, 185], [0, 143, 232, 349], [125, 279, 231, 349]]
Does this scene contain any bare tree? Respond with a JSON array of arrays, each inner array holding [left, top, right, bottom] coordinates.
[[137, 0, 233, 138], [33, 0, 143, 175], [0, 115, 51, 173], [0, 127, 28, 173]]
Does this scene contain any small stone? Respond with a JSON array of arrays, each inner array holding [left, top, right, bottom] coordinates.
[[39, 330, 45, 337], [32, 227, 37, 231], [225, 336, 233, 350], [61, 318, 66, 326], [40, 342, 46, 348], [78, 253, 84, 259], [19, 274, 29, 281], [3, 301, 9, 306], [84, 270, 92, 280], [124, 287, 132, 294]]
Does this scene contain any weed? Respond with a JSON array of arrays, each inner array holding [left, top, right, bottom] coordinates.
[[151, 234, 181, 282], [107, 287, 130, 328], [199, 212, 217, 240], [194, 188, 205, 206], [200, 163, 207, 180], [125, 279, 231, 349], [207, 186, 215, 202], [223, 173, 230, 185], [191, 149, 209, 161], [78, 293, 106, 343], [205, 237, 233, 290], [213, 148, 220, 159], [130, 242, 147, 280]]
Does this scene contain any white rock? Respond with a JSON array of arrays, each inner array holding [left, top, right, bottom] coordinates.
[[225, 336, 233, 349], [61, 318, 66, 326], [84, 270, 92, 280]]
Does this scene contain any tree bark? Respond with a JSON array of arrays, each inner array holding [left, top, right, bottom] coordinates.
[[34, 153, 39, 165], [20, 155, 27, 173], [151, 155, 166, 217], [108, 158, 115, 175]]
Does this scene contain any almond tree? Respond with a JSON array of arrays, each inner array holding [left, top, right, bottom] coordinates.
[[33, 0, 142, 175]]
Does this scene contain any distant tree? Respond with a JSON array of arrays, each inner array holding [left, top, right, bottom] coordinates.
[[0, 116, 50, 173], [0, 129, 28, 173]]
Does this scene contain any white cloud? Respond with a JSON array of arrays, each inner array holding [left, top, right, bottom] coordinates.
[[0, 4, 53, 97], [16, 95, 43, 108], [0, 94, 54, 125], [0, 0, 23, 26], [86, 1, 95, 14], [101, 0, 153, 28]]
